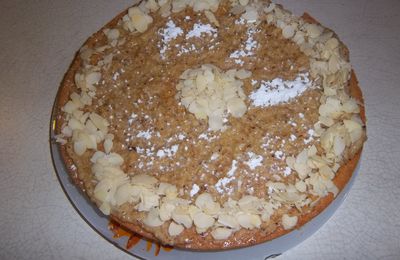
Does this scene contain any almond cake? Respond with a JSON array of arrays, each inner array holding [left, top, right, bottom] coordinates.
[[54, 0, 367, 250]]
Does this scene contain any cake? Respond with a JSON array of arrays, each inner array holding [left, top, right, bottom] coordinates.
[[54, 0, 367, 250]]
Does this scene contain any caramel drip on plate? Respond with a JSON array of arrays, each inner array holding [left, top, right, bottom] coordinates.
[[108, 220, 173, 255]]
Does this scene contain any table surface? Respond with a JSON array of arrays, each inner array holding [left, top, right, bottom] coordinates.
[[1, 0, 399, 259]]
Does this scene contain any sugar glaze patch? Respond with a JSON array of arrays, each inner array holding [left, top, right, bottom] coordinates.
[[250, 73, 313, 107]]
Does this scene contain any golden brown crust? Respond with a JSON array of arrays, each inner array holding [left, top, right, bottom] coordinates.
[[55, 5, 366, 251]]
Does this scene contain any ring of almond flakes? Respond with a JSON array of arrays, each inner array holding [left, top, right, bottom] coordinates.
[[55, 0, 366, 250]]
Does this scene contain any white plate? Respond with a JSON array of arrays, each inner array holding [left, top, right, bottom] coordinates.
[[50, 101, 360, 260]]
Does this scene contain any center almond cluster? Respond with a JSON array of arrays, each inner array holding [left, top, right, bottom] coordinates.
[[176, 64, 251, 131]]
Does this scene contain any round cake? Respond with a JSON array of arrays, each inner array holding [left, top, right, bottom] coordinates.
[[54, 0, 367, 250]]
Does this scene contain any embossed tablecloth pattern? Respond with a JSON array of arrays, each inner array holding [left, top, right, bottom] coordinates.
[[0, 0, 399, 259]]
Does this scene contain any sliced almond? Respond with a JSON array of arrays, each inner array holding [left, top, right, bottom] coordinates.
[[307, 155, 329, 169], [63, 101, 79, 114], [319, 165, 335, 180], [137, 190, 159, 211], [226, 97, 247, 118], [325, 38, 339, 50], [84, 120, 97, 134], [260, 201, 277, 221], [168, 222, 184, 236], [90, 151, 105, 163], [97, 152, 124, 166], [333, 135, 346, 157], [217, 214, 240, 230], [128, 7, 154, 33], [295, 180, 307, 193], [68, 117, 85, 131], [159, 202, 175, 221], [80, 92, 92, 106], [263, 2, 276, 13], [177, 65, 248, 130], [191, 1, 211, 12], [73, 140, 86, 156], [144, 208, 164, 227], [239, 0, 249, 6], [343, 119, 363, 143], [80, 132, 97, 150], [211, 228, 233, 240], [241, 6, 258, 22], [93, 178, 115, 203], [131, 174, 158, 188], [95, 166, 126, 181], [145, 0, 160, 12], [104, 28, 120, 42], [231, 4, 245, 15], [238, 195, 260, 213], [172, 0, 187, 13], [159, 1, 172, 17], [236, 212, 261, 229], [306, 24, 323, 38], [99, 202, 111, 215], [282, 25, 295, 39], [328, 54, 341, 74], [172, 209, 193, 229], [235, 69, 252, 79], [158, 183, 178, 197], [195, 193, 214, 209], [70, 92, 85, 108], [114, 183, 140, 206], [79, 47, 93, 62], [204, 10, 220, 27], [85, 72, 101, 89], [61, 126, 72, 137], [293, 30, 305, 44], [89, 113, 109, 132], [343, 99, 360, 114], [188, 205, 202, 219], [282, 214, 298, 230], [193, 212, 215, 230]]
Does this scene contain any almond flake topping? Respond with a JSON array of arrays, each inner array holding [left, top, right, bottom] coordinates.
[[56, 0, 366, 242], [176, 64, 251, 131], [122, 7, 153, 33]]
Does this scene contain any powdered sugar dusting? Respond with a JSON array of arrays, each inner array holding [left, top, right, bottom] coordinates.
[[159, 19, 184, 59], [156, 144, 179, 158], [227, 160, 238, 177], [186, 23, 217, 39], [215, 176, 235, 194], [245, 152, 263, 170], [210, 153, 219, 161], [159, 20, 219, 58], [304, 129, 315, 144], [283, 167, 292, 176], [215, 159, 238, 194], [190, 184, 200, 197], [128, 112, 138, 125], [274, 151, 284, 160], [250, 73, 313, 107], [136, 130, 152, 140], [229, 27, 259, 65], [198, 132, 218, 142]]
